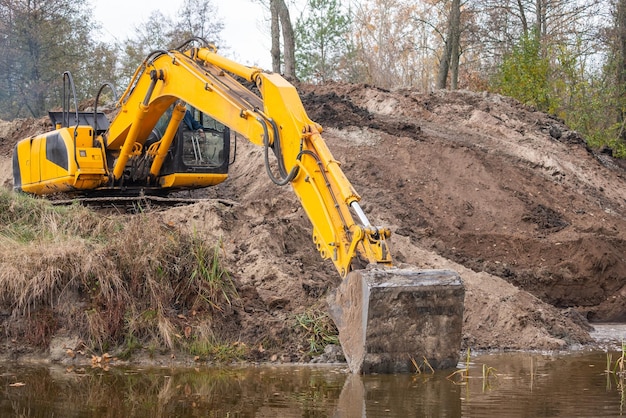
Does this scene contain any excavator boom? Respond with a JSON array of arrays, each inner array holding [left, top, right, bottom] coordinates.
[[105, 43, 391, 277]]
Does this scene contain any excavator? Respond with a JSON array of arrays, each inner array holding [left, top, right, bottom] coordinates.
[[12, 38, 464, 374]]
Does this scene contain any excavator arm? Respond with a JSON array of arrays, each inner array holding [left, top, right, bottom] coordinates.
[[105, 41, 392, 277]]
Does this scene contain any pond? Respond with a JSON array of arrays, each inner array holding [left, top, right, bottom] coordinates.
[[0, 348, 624, 417]]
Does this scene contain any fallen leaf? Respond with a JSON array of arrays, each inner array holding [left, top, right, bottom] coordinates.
[[9, 382, 25, 387]]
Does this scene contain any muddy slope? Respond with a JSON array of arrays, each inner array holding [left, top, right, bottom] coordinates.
[[300, 84, 626, 322]]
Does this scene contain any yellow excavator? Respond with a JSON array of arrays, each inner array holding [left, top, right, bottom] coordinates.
[[12, 38, 464, 374]]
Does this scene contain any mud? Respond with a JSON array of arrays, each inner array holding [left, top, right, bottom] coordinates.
[[1, 83, 625, 360]]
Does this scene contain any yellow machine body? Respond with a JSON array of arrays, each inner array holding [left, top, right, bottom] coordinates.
[[14, 126, 105, 194], [12, 40, 391, 277]]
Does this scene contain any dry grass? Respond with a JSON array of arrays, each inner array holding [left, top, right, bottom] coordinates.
[[0, 189, 240, 360]]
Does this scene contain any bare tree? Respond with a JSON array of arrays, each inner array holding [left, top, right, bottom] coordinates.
[[270, 0, 296, 78], [352, 0, 427, 89], [436, 0, 462, 89], [617, 0, 626, 138], [119, 1, 224, 85], [172, 0, 224, 46]]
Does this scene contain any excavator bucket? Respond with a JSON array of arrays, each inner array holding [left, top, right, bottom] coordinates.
[[328, 267, 464, 374]]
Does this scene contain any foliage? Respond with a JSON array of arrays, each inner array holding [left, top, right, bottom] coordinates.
[[295, 0, 351, 82], [351, 0, 443, 89], [188, 237, 238, 313], [118, 10, 176, 87], [0, 0, 224, 111], [0, 0, 117, 118], [492, 24, 626, 156], [493, 32, 558, 113], [294, 309, 339, 355]]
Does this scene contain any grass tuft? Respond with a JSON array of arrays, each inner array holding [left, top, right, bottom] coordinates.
[[294, 309, 339, 355]]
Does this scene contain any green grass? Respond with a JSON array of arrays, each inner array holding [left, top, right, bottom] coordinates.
[[188, 237, 238, 313], [294, 309, 339, 355]]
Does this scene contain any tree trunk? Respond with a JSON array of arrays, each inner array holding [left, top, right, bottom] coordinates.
[[516, 0, 528, 36], [535, 0, 547, 38], [618, 0, 626, 139], [270, 0, 281, 73], [449, 0, 461, 89], [436, 0, 461, 90], [276, 0, 295, 79], [436, 40, 451, 89]]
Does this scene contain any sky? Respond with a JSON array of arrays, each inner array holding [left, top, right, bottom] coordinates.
[[92, 0, 275, 69]]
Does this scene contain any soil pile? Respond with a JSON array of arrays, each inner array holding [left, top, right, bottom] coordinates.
[[1, 83, 625, 361]]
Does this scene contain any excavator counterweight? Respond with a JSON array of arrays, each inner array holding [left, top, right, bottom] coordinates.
[[12, 38, 464, 374]]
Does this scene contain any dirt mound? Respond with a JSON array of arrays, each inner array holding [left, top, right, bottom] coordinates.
[[296, 83, 626, 325], [2, 82, 625, 358]]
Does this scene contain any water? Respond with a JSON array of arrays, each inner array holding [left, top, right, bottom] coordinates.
[[0, 351, 623, 417]]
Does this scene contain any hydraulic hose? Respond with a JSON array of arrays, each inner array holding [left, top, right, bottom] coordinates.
[[258, 117, 299, 186]]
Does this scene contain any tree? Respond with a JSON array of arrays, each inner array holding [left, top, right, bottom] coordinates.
[[119, 10, 175, 86], [82, 42, 121, 101], [119, 0, 224, 86], [270, 0, 296, 78], [295, 0, 351, 82], [436, 0, 462, 89], [170, 0, 224, 47], [0, 0, 98, 118], [352, 0, 427, 89], [495, 31, 556, 112]]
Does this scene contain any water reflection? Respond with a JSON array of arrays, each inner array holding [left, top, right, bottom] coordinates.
[[335, 373, 462, 417], [0, 351, 623, 417], [0, 365, 348, 417]]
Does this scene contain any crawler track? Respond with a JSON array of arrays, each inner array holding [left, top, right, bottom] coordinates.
[[50, 195, 236, 212]]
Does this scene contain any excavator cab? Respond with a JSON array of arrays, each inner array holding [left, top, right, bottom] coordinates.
[[146, 106, 230, 191], [159, 108, 230, 176]]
